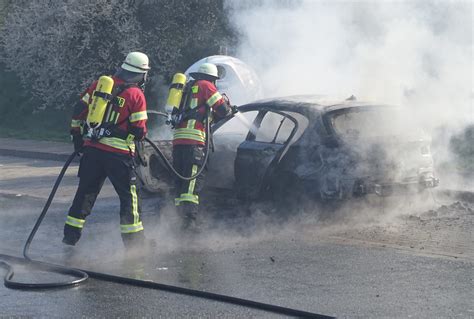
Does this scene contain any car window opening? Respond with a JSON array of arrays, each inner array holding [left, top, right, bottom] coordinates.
[[272, 117, 286, 144], [330, 108, 421, 141], [255, 111, 296, 144]]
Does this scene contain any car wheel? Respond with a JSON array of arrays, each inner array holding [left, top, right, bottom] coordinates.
[[136, 148, 174, 194]]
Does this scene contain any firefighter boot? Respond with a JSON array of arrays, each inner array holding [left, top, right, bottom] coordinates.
[[63, 224, 82, 246], [122, 231, 156, 252], [180, 203, 201, 234]]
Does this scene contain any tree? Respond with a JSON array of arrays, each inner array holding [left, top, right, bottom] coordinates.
[[0, 0, 236, 112], [1, 0, 143, 110], [135, 0, 237, 108]]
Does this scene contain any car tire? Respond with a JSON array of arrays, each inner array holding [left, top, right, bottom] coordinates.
[[136, 147, 174, 195]]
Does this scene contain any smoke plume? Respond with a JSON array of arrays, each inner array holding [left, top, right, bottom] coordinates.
[[227, 0, 473, 131]]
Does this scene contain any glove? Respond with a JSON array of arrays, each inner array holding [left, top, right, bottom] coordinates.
[[172, 114, 181, 125], [165, 104, 175, 115], [166, 113, 181, 128], [231, 105, 239, 115], [72, 134, 84, 153]]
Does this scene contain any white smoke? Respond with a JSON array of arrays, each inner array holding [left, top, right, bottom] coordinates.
[[227, 0, 473, 130]]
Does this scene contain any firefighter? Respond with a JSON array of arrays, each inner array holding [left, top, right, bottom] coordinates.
[[63, 51, 152, 250], [172, 63, 234, 231]]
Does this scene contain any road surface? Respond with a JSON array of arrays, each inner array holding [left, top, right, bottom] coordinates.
[[0, 155, 472, 318]]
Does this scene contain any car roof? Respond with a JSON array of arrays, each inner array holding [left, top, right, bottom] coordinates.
[[242, 94, 397, 114]]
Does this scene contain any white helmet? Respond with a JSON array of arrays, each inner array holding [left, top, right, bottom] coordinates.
[[190, 62, 219, 80], [121, 51, 150, 74]]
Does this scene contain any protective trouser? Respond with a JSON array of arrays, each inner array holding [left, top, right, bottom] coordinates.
[[172, 144, 206, 229], [63, 147, 145, 247]]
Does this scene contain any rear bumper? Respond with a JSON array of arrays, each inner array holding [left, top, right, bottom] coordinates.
[[353, 176, 439, 197]]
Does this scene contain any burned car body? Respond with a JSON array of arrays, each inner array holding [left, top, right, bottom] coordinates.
[[138, 96, 439, 202]]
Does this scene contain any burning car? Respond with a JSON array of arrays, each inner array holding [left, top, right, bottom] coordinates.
[[138, 96, 439, 202]]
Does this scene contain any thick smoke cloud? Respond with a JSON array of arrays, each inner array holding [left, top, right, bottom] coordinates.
[[227, 0, 473, 131]]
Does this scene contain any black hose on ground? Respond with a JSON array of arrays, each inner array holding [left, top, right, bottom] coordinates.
[[0, 150, 88, 289], [0, 142, 334, 318], [0, 255, 332, 319]]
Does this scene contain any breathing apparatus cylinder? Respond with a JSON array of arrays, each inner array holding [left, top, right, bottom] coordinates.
[[165, 73, 186, 124], [87, 75, 114, 129]]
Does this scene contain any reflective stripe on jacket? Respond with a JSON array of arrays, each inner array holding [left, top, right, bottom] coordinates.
[[173, 80, 226, 146]]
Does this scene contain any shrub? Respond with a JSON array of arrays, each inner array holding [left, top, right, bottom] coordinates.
[[0, 0, 236, 114]]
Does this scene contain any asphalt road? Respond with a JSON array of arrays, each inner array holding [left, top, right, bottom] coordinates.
[[0, 155, 472, 318]]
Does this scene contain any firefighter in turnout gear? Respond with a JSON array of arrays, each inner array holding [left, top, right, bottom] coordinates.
[[63, 51, 152, 249], [172, 63, 233, 231]]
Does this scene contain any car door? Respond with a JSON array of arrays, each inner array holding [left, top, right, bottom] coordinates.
[[205, 110, 259, 190], [235, 109, 298, 199]]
